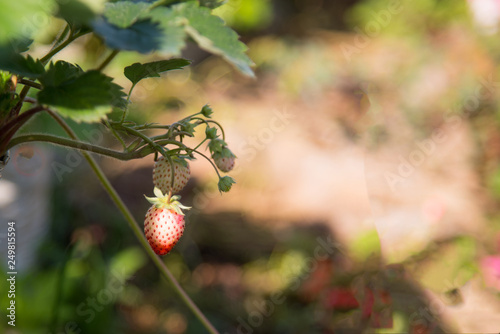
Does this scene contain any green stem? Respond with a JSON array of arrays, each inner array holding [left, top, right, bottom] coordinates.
[[11, 85, 31, 116], [0, 106, 46, 154], [193, 149, 222, 179], [191, 138, 208, 152], [121, 84, 135, 123], [7, 132, 185, 160], [192, 118, 226, 140], [150, 131, 193, 141], [104, 119, 127, 150], [6, 134, 139, 160], [97, 49, 119, 72], [47, 110, 220, 334], [40, 30, 89, 65], [115, 125, 168, 157], [19, 79, 42, 90], [52, 24, 71, 50]]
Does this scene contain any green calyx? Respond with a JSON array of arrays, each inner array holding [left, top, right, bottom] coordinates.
[[209, 138, 236, 159], [201, 104, 213, 118], [212, 146, 236, 160], [218, 176, 235, 193], [144, 187, 191, 215]]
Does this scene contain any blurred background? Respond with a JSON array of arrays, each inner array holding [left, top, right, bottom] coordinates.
[[2, 0, 500, 333]]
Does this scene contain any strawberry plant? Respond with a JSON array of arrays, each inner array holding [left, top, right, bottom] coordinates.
[[0, 1, 252, 333]]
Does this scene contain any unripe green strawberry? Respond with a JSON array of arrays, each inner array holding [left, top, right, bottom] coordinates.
[[212, 147, 236, 173], [153, 156, 190, 194], [144, 188, 190, 256]]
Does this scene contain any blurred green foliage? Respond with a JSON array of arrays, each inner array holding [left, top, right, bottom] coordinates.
[[213, 0, 273, 32], [347, 0, 471, 36]]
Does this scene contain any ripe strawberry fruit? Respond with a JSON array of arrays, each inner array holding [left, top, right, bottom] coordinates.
[[153, 156, 190, 194], [144, 188, 191, 256], [212, 147, 236, 173]]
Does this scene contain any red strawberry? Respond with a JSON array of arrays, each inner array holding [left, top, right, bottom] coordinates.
[[144, 188, 191, 256], [153, 156, 190, 194], [212, 147, 236, 173]]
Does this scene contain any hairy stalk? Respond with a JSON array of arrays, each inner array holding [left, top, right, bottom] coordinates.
[[47, 110, 220, 334], [104, 119, 127, 150], [6, 134, 137, 160], [7, 132, 186, 160]]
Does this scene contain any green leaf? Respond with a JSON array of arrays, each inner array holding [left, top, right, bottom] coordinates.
[[93, 19, 163, 53], [0, 44, 45, 78], [178, 2, 254, 77], [218, 176, 235, 192], [199, 0, 226, 9], [38, 70, 126, 123], [103, 1, 152, 29], [147, 7, 187, 55], [147, 2, 254, 75], [51, 105, 114, 123], [55, 0, 95, 28], [124, 58, 191, 85], [39, 61, 83, 87]]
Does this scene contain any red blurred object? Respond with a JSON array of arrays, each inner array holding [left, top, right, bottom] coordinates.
[[360, 287, 375, 318], [299, 260, 334, 301], [324, 287, 359, 310], [361, 287, 393, 328], [324, 285, 393, 328], [410, 322, 435, 334]]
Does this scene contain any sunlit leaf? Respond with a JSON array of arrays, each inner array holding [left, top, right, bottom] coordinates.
[[104, 1, 152, 28], [38, 70, 126, 123], [178, 2, 254, 77], [0, 42, 45, 78]]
